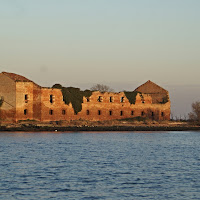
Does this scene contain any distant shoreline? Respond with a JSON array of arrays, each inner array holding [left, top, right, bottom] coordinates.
[[0, 125, 200, 132]]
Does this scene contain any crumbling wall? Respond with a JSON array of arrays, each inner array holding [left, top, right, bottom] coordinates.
[[37, 90, 170, 121], [40, 88, 74, 121]]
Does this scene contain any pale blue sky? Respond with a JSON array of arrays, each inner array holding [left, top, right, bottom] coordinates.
[[0, 0, 200, 116]]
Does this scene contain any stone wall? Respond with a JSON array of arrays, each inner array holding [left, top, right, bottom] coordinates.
[[0, 74, 16, 122], [38, 89, 170, 121], [16, 82, 34, 121], [33, 84, 42, 121]]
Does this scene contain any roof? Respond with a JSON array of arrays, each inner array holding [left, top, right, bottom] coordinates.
[[135, 80, 168, 93], [2, 72, 33, 82], [2, 72, 41, 87]]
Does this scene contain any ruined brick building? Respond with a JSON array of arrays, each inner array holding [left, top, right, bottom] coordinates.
[[0, 72, 170, 122]]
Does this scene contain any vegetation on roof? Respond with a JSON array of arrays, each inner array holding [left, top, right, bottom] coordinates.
[[160, 95, 169, 104], [52, 84, 93, 114], [124, 91, 143, 104]]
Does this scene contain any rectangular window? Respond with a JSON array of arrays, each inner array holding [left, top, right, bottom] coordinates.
[[98, 110, 101, 115], [121, 97, 124, 103], [86, 97, 90, 102], [109, 110, 112, 116], [131, 111, 134, 116], [86, 110, 90, 115], [25, 94, 28, 100], [50, 95, 53, 103], [109, 96, 113, 102], [24, 109, 27, 115], [25, 94, 28, 103], [49, 109, 53, 115], [62, 110, 66, 115], [120, 111, 123, 116], [141, 111, 144, 116], [161, 112, 164, 117]]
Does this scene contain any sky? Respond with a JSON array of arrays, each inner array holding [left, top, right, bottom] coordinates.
[[0, 0, 200, 117]]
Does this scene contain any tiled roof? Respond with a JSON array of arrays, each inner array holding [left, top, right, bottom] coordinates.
[[2, 72, 41, 87], [2, 72, 32, 82], [135, 80, 168, 93]]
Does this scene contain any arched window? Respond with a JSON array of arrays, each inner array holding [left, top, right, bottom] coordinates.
[[109, 110, 112, 116], [131, 110, 134, 116]]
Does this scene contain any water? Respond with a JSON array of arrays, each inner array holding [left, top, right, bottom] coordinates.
[[0, 131, 200, 200]]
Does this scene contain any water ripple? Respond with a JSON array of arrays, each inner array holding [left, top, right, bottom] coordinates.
[[0, 131, 200, 200]]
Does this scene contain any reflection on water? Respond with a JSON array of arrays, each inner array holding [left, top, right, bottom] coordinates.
[[0, 131, 200, 200]]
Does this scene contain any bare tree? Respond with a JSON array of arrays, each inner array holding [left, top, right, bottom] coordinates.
[[90, 84, 114, 93], [188, 101, 200, 123]]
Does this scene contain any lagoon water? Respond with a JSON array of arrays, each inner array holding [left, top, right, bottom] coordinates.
[[0, 131, 200, 200]]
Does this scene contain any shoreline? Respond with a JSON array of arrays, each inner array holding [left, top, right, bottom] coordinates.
[[0, 125, 200, 132]]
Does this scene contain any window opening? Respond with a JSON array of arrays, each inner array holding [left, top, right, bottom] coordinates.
[[49, 109, 53, 115], [50, 95, 53, 103], [97, 96, 102, 102], [131, 111, 134, 116], [121, 97, 124, 103], [161, 112, 164, 117], [98, 110, 101, 115], [86, 110, 90, 115], [25, 94, 28, 101], [109, 110, 112, 116], [152, 112, 154, 116], [86, 97, 90, 102], [120, 111, 123, 116], [141, 111, 144, 116], [24, 109, 27, 115], [62, 110, 66, 115], [110, 96, 113, 102]]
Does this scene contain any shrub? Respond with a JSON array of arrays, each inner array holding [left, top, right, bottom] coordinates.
[[160, 95, 169, 104], [52, 84, 93, 114], [124, 91, 143, 104]]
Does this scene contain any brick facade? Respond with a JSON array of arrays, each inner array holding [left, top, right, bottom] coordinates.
[[0, 72, 170, 122]]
